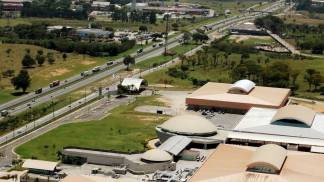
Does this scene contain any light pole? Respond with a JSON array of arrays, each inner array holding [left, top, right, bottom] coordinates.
[[51, 96, 55, 118], [164, 14, 170, 55]]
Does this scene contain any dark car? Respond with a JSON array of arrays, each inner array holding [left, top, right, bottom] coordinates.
[[35, 88, 43, 94]]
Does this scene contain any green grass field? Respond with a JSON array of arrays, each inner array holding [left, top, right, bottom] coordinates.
[[0, 43, 143, 104], [15, 96, 168, 161]]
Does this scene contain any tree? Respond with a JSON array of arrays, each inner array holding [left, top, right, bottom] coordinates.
[[6, 48, 12, 57], [36, 54, 45, 66], [139, 25, 148, 32], [21, 54, 36, 68], [182, 31, 192, 44], [123, 55, 135, 71], [304, 69, 316, 90], [313, 73, 323, 90], [47, 53, 56, 64], [11, 70, 31, 93], [62, 53, 67, 61], [149, 12, 157, 24], [192, 32, 208, 43]]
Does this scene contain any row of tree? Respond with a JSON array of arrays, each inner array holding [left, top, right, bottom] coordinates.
[[21, 0, 90, 19], [255, 15, 324, 54]]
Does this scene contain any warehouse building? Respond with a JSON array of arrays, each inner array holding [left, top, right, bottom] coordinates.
[[156, 114, 228, 148], [227, 105, 324, 152], [189, 144, 324, 182], [186, 80, 291, 113], [22, 159, 59, 175]]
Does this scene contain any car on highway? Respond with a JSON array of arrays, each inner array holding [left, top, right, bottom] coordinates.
[[106, 61, 114, 66], [49, 80, 60, 88], [92, 66, 101, 73], [152, 44, 157, 48], [137, 48, 143, 54], [0, 110, 9, 117], [81, 71, 91, 77], [35, 88, 43, 94], [158, 42, 164, 47]]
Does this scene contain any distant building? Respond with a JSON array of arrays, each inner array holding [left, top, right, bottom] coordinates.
[[91, 1, 111, 11], [230, 22, 267, 35], [74, 28, 113, 39], [186, 80, 291, 113], [227, 105, 324, 152], [0, 0, 28, 17], [189, 144, 324, 182]]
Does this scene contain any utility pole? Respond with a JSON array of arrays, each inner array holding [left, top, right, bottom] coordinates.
[[164, 14, 170, 55]]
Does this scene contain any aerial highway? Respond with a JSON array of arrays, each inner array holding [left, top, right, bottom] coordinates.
[[0, 0, 286, 119], [0, 0, 287, 168]]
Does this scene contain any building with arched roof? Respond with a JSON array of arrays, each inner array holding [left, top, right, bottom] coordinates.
[[229, 79, 256, 94], [141, 149, 173, 163], [227, 105, 324, 152], [156, 114, 227, 147], [247, 144, 287, 174], [189, 144, 324, 182], [271, 105, 316, 127], [186, 80, 291, 113]]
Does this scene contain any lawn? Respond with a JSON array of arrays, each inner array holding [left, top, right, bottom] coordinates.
[[0, 43, 144, 104], [15, 96, 169, 161]]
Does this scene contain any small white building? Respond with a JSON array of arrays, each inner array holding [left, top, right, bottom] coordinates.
[[121, 78, 146, 92]]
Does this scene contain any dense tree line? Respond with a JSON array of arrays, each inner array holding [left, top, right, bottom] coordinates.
[[21, 0, 90, 19], [0, 23, 136, 56], [166, 40, 323, 94], [255, 15, 284, 34], [295, 0, 324, 13]]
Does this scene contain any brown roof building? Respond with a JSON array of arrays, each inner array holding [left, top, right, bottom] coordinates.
[[189, 144, 324, 182], [186, 80, 291, 113]]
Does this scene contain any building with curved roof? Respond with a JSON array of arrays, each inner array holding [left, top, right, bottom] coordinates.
[[156, 114, 227, 147], [229, 79, 256, 94], [271, 105, 316, 127], [247, 144, 287, 174], [141, 149, 173, 163], [189, 144, 324, 182], [186, 80, 291, 113], [227, 105, 324, 151], [158, 114, 218, 136]]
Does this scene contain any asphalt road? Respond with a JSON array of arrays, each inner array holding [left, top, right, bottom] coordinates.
[[0, 0, 286, 168], [0, 6, 275, 118], [0, 0, 287, 116]]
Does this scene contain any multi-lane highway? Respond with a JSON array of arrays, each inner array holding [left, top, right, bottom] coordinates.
[[0, 0, 288, 168], [0, 1, 285, 118]]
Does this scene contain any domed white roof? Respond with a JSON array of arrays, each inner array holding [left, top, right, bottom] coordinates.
[[229, 79, 256, 93], [141, 149, 172, 162], [158, 114, 217, 136]]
